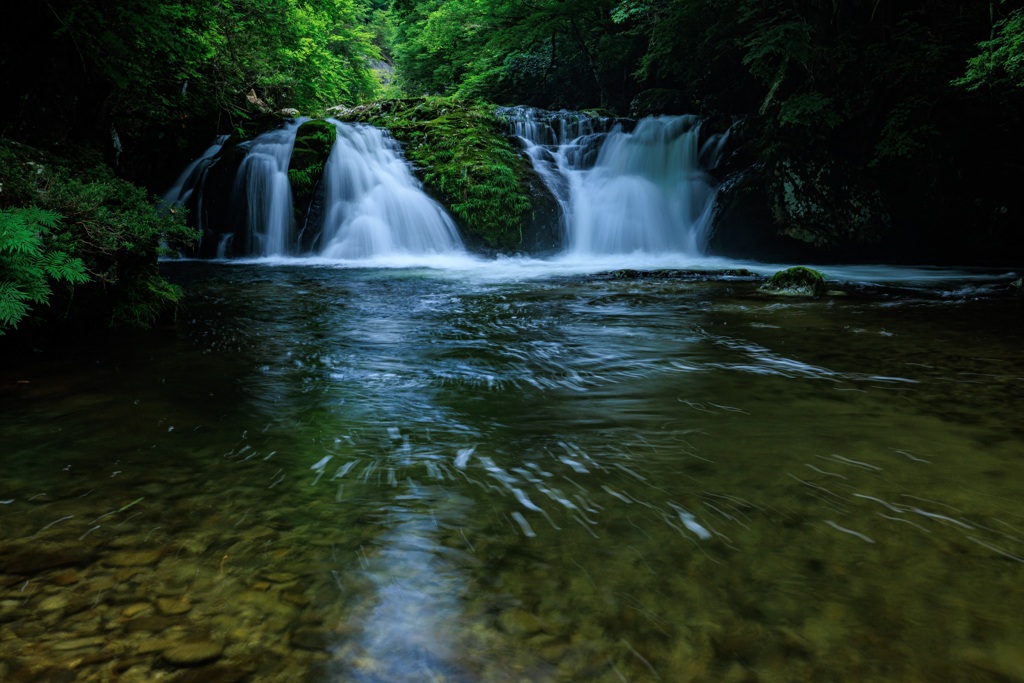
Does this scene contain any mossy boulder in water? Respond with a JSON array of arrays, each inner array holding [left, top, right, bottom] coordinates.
[[759, 266, 828, 296], [288, 119, 336, 252]]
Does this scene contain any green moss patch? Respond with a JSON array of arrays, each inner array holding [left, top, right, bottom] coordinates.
[[759, 266, 828, 296]]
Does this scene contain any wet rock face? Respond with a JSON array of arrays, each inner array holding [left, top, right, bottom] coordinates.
[[517, 174, 562, 256], [288, 119, 336, 253], [769, 156, 889, 250]]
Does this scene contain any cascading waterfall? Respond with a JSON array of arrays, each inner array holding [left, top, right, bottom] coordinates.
[[319, 121, 463, 259], [500, 107, 728, 256], [164, 118, 463, 260], [162, 134, 229, 213], [232, 118, 306, 257]]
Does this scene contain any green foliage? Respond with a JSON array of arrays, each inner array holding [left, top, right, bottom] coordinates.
[[333, 97, 534, 249], [289, 122, 337, 192], [3, 0, 381, 168], [0, 208, 89, 333], [956, 5, 1024, 90], [777, 92, 843, 129], [0, 141, 197, 333], [386, 0, 642, 109], [872, 97, 940, 163]]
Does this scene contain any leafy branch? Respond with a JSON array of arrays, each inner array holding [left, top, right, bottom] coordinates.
[[0, 207, 89, 334]]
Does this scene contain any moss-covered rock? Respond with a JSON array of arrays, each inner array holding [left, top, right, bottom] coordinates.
[[759, 266, 828, 296], [288, 119, 336, 252], [328, 97, 558, 254]]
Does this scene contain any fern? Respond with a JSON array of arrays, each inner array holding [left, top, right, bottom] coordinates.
[[0, 207, 90, 334]]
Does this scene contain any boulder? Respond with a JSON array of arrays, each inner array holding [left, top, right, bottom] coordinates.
[[288, 119, 336, 252], [759, 266, 828, 296]]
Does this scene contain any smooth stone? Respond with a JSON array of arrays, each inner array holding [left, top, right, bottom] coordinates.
[[156, 596, 192, 616], [105, 549, 163, 567], [52, 636, 106, 651], [71, 650, 117, 668], [52, 571, 80, 586], [281, 592, 311, 607], [123, 615, 177, 634], [89, 576, 118, 592], [289, 627, 330, 651], [163, 641, 224, 666], [498, 608, 545, 637], [38, 594, 69, 611], [122, 602, 151, 618], [540, 641, 569, 663], [138, 638, 182, 655]]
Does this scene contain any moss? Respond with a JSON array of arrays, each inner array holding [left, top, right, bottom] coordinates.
[[289, 119, 336, 183], [288, 120, 336, 251], [759, 266, 828, 296], [328, 97, 538, 252]]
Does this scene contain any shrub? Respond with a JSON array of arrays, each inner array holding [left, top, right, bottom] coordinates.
[[0, 140, 197, 334], [0, 207, 89, 334]]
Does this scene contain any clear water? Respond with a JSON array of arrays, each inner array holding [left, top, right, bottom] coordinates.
[[2, 261, 1022, 682]]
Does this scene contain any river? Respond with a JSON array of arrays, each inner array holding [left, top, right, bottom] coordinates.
[[2, 256, 1022, 682]]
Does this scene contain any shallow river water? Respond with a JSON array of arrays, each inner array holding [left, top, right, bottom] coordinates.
[[2, 259, 1023, 682]]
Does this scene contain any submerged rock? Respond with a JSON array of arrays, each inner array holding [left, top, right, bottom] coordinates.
[[288, 119, 336, 252], [759, 266, 828, 296], [498, 608, 546, 637], [162, 640, 224, 666], [155, 595, 192, 616], [104, 549, 164, 568], [0, 542, 100, 574], [289, 626, 330, 651]]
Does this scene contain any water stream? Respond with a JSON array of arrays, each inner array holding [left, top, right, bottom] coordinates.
[[2, 263, 1022, 682], [3, 111, 1023, 682]]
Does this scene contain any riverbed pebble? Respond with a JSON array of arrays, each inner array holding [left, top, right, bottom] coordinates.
[[162, 640, 224, 666], [38, 594, 69, 611], [105, 549, 164, 567], [51, 636, 106, 651], [156, 595, 192, 615]]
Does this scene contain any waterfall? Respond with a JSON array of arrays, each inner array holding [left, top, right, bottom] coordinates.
[[233, 118, 306, 257], [161, 134, 229, 236], [164, 119, 463, 260], [319, 121, 463, 259], [500, 107, 727, 256]]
